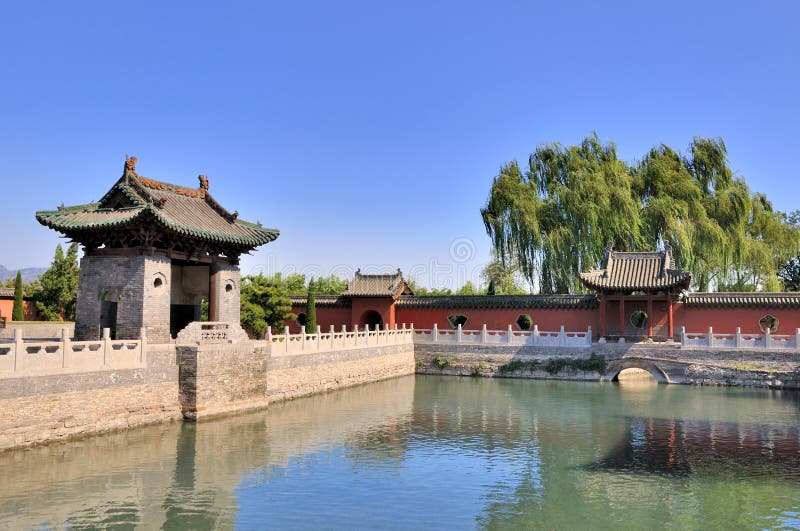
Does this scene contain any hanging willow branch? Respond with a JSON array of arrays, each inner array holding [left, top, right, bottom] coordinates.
[[481, 134, 800, 293]]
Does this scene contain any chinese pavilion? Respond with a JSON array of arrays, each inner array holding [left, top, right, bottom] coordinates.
[[36, 157, 278, 341], [579, 245, 691, 339], [341, 269, 415, 328]]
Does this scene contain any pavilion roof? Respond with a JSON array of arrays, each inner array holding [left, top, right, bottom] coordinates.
[[36, 157, 278, 255], [579, 246, 691, 293], [395, 294, 598, 310], [341, 269, 414, 298], [683, 292, 800, 308]]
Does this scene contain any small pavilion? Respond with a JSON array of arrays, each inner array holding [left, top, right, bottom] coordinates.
[[36, 156, 278, 341], [342, 269, 414, 328], [579, 246, 691, 340]]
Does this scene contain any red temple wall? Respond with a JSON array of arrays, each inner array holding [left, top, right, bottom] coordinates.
[[0, 299, 38, 321], [674, 305, 800, 335], [394, 307, 597, 331], [351, 298, 395, 328], [289, 299, 800, 337], [287, 304, 351, 333]]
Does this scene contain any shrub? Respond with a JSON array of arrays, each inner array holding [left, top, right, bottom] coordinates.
[[498, 354, 606, 375], [516, 314, 532, 330], [432, 355, 452, 370]]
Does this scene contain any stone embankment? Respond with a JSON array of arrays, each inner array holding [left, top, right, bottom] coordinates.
[[414, 342, 800, 388], [0, 327, 415, 451]]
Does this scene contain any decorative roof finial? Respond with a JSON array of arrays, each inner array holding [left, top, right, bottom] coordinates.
[[125, 155, 137, 172], [198, 174, 209, 191]]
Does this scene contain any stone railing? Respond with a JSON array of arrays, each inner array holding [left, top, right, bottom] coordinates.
[[412, 324, 593, 348], [681, 326, 800, 350], [268, 324, 414, 355], [176, 321, 250, 344], [0, 327, 145, 376]]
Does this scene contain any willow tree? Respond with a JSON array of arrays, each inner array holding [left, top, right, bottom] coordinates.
[[482, 134, 641, 293], [482, 134, 799, 293]]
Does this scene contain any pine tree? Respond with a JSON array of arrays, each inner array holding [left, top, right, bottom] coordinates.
[[306, 278, 317, 334], [12, 272, 24, 321]]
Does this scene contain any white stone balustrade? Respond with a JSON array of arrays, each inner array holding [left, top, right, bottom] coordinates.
[[412, 324, 593, 348], [0, 327, 146, 376], [176, 321, 250, 344], [267, 323, 415, 355], [680, 326, 800, 350]]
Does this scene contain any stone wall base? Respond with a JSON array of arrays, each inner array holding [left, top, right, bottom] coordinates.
[[268, 343, 416, 402], [178, 342, 270, 421], [0, 380, 181, 450]]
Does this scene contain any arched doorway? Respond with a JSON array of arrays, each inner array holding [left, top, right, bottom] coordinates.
[[360, 310, 383, 329]]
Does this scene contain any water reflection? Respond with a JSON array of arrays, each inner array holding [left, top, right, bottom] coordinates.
[[0, 376, 799, 530], [587, 416, 800, 478]]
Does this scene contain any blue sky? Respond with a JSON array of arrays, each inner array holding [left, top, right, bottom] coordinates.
[[1, 1, 798, 289]]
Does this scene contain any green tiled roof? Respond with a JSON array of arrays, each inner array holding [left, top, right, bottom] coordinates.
[[36, 157, 279, 250], [289, 295, 351, 308], [395, 294, 598, 309], [342, 269, 414, 298], [580, 247, 691, 293], [683, 293, 800, 308]]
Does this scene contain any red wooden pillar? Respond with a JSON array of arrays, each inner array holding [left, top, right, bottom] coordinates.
[[668, 295, 674, 339], [599, 295, 606, 338], [618, 297, 625, 339], [647, 297, 654, 337]]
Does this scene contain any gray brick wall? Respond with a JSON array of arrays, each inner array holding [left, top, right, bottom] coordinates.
[[210, 263, 241, 324]]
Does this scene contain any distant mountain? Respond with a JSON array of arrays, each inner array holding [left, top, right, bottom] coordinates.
[[0, 265, 47, 284]]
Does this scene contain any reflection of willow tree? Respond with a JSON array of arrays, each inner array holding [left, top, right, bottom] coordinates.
[[481, 135, 799, 293]]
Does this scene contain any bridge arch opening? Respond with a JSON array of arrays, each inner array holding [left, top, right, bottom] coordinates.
[[359, 310, 383, 329], [603, 361, 670, 384], [616, 368, 658, 384]]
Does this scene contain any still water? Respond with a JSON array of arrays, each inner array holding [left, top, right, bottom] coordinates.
[[1, 375, 799, 530]]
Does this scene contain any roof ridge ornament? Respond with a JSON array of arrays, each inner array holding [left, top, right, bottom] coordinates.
[[603, 242, 614, 278], [125, 155, 137, 173], [199, 174, 209, 191]]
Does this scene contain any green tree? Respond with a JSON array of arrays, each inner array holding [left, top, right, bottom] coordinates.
[[455, 281, 479, 295], [34, 243, 80, 321], [240, 274, 294, 338], [482, 254, 527, 295], [305, 278, 317, 333], [12, 272, 25, 321], [313, 274, 347, 295], [482, 134, 799, 293]]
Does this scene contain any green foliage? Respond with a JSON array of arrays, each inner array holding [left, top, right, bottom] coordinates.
[[455, 281, 478, 295], [431, 355, 452, 370], [482, 253, 528, 295], [314, 274, 348, 295], [240, 274, 295, 338], [200, 297, 209, 321], [778, 256, 800, 291], [447, 315, 468, 328], [254, 272, 347, 295], [305, 278, 317, 333], [482, 134, 800, 293], [470, 361, 488, 377], [516, 314, 532, 330], [34, 243, 79, 321], [498, 354, 606, 374], [12, 272, 24, 321]]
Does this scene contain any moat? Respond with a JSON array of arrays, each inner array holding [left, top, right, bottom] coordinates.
[[1, 375, 799, 530]]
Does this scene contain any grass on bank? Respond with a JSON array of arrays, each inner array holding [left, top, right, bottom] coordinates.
[[498, 353, 606, 375]]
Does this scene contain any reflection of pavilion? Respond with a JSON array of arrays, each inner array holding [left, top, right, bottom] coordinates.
[[589, 416, 800, 477], [36, 157, 278, 341]]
